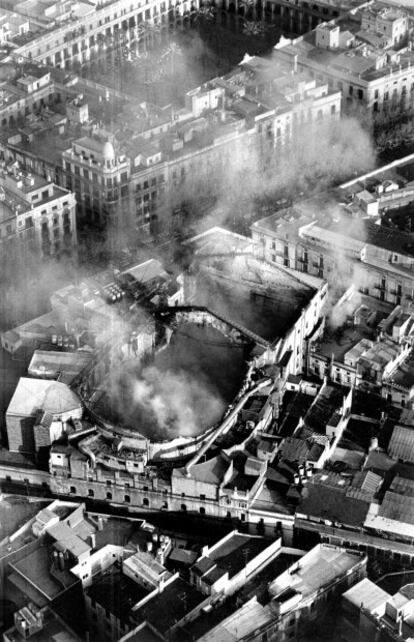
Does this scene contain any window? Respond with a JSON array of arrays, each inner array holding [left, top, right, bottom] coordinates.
[[199, 507, 206, 515], [88, 489, 94, 497], [70, 486, 76, 494], [124, 495, 131, 503], [106, 492, 112, 500], [181, 504, 187, 511]]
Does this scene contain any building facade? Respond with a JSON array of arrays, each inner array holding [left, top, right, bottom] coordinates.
[[0, 162, 77, 258]]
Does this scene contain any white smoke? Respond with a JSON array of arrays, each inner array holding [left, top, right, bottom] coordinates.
[[131, 365, 226, 438]]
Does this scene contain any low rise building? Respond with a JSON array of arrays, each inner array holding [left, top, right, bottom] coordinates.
[[342, 578, 414, 641], [0, 65, 61, 129], [196, 543, 367, 641], [3, 604, 82, 642]]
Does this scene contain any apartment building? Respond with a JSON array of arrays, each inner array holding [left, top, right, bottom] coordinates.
[[0, 161, 76, 258], [10, 0, 203, 69], [0, 65, 61, 128], [252, 185, 414, 308], [273, 7, 414, 115], [125, 60, 340, 234], [62, 133, 131, 229]]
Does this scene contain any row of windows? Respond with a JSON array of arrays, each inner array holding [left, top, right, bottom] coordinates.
[[135, 174, 165, 191]]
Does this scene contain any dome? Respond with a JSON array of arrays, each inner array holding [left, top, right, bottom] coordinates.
[[102, 140, 115, 161]]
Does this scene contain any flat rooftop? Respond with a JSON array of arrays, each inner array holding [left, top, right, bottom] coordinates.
[[269, 544, 364, 601], [28, 350, 93, 384], [132, 576, 205, 634], [11, 544, 78, 600], [87, 564, 150, 623], [324, 217, 414, 258], [194, 534, 271, 582], [4, 606, 82, 642]]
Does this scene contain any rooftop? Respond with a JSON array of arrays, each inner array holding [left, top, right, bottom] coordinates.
[[132, 576, 205, 634], [193, 533, 271, 583], [7, 377, 82, 417], [387, 353, 414, 390], [269, 543, 365, 601], [47, 521, 91, 558], [120, 259, 168, 286], [10, 543, 78, 600], [326, 217, 414, 258], [303, 384, 346, 433], [343, 577, 390, 614], [3, 605, 82, 642], [174, 455, 229, 486], [87, 564, 150, 623], [297, 471, 372, 526], [388, 424, 414, 463], [28, 350, 93, 384]]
